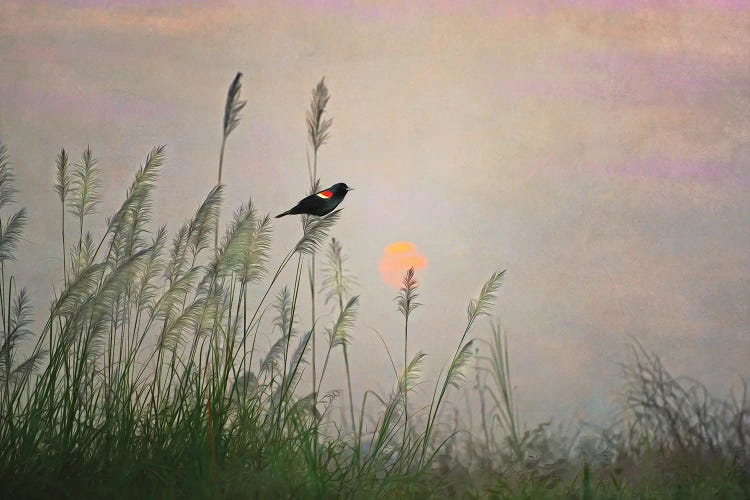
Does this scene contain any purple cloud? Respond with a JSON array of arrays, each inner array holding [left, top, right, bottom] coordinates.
[[618, 159, 746, 183], [558, 0, 750, 9]]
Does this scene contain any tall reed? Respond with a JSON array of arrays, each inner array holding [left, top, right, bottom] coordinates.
[[321, 237, 358, 429], [305, 77, 332, 397], [482, 320, 523, 460], [419, 269, 505, 465], [0, 88, 514, 498], [215, 72, 246, 249], [67, 146, 100, 275], [54, 149, 71, 285], [396, 267, 420, 441]]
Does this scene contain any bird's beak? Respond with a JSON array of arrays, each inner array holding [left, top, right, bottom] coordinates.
[[346, 187, 354, 191]]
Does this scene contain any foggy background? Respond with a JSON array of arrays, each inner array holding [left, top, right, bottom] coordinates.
[[1, 0, 748, 426]]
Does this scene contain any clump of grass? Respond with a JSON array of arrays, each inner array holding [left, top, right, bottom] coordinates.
[[0, 139, 342, 497], [1, 76, 742, 499], [0, 142, 42, 410], [0, 121, 511, 497], [481, 321, 523, 461], [448, 319, 750, 498]]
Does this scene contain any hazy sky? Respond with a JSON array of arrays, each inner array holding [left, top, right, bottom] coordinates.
[[1, 0, 748, 425]]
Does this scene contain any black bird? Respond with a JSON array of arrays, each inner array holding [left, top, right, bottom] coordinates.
[[275, 182, 353, 218]]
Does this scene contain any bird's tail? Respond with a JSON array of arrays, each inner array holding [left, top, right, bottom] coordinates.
[[275, 210, 291, 218]]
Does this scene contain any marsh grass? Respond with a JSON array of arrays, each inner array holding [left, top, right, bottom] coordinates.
[[0, 73, 508, 496], [0, 138, 507, 497], [0, 75, 747, 499], [446, 327, 749, 498]]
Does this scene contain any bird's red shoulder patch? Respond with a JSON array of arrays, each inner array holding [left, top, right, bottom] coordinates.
[[316, 190, 333, 199]]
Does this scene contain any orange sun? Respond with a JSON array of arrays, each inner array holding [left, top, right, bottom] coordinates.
[[379, 241, 428, 288]]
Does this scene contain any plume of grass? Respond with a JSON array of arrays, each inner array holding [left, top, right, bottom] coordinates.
[[0, 206, 26, 264], [396, 268, 421, 371], [160, 185, 222, 292], [159, 295, 212, 351], [223, 73, 245, 132], [466, 270, 505, 323], [1, 289, 33, 362], [215, 191, 334, 444], [132, 226, 167, 315], [241, 214, 272, 286], [322, 238, 357, 307], [445, 339, 475, 391], [70, 232, 96, 280], [48, 260, 105, 320], [399, 352, 428, 397], [306, 77, 332, 187], [0, 144, 17, 213], [215, 72, 246, 249], [317, 295, 359, 393], [203, 200, 259, 286], [326, 296, 359, 350], [62, 244, 156, 375], [67, 147, 101, 261], [199, 198, 270, 458], [295, 211, 342, 255], [219, 72, 246, 186], [273, 286, 297, 338], [190, 186, 224, 261], [396, 267, 421, 443], [54, 149, 72, 284], [103, 145, 164, 261], [154, 266, 202, 328]]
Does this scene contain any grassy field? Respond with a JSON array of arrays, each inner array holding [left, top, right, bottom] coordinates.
[[0, 76, 747, 499]]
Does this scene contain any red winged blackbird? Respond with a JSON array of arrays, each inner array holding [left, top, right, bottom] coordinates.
[[275, 182, 353, 218]]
